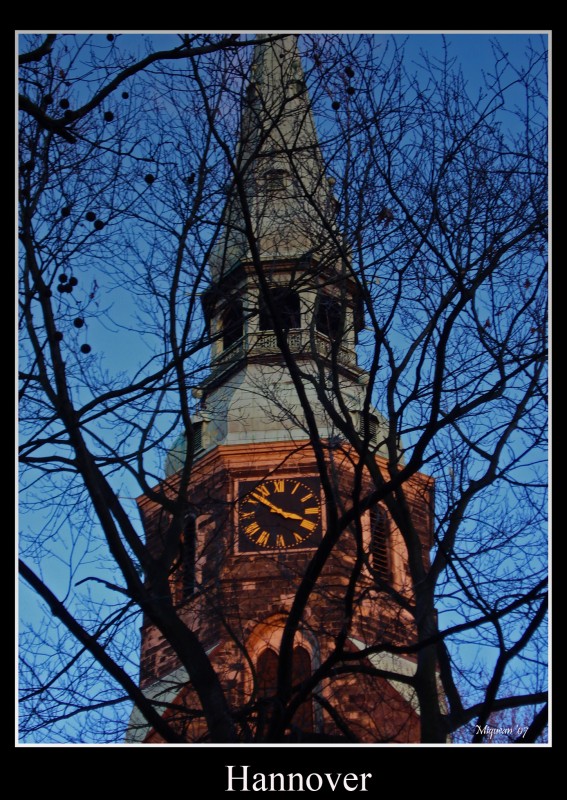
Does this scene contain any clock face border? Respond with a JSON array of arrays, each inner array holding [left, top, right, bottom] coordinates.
[[237, 475, 322, 552]]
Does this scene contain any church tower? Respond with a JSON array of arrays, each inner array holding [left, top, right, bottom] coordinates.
[[128, 34, 434, 743]]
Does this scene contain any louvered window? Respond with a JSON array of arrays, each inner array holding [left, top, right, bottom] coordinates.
[[369, 506, 389, 583], [360, 413, 379, 443], [191, 421, 203, 453]]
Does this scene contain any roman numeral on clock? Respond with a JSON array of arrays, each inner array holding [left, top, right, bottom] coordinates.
[[245, 521, 260, 536], [256, 530, 270, 546]]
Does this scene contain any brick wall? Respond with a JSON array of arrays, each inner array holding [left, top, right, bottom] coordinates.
[[136, 441, 433, 742]]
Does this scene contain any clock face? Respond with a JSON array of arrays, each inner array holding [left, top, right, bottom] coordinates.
[[238, 476, 322, 551]]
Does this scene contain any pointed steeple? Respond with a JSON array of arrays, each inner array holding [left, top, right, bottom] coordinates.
[[240, 34, 324, 178], [209, 34, 337, 281]]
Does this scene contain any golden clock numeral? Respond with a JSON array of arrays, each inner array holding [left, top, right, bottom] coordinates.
[[304, 507, 319, 515], [276, 534, 285, 548], [256, 530, 270, 546], [300, 519, 317, 532], [256, 484, 270, 498], [273, 479, 285, 492], [245, 521, 260, 536], [301, 492, 314, 502], [291, 482, 300, 494], [293, 532, 304, 543], [241, 511, 254, 519]]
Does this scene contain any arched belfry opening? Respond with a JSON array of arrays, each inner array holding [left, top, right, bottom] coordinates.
[[316, 292, 343, 341], [259, 286, 301, 332], [222, 300, 244, 350]]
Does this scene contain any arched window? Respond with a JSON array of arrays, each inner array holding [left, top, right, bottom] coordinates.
[[369, 506, 389, 583], [222, 301, 243, 350], [256, 645, 313, 735], [292, 645, 314, 734], [257, 647, 278, 698], [259, 287, 300, 331], [316, 293, 343, 341], [256, 647, 278, 734]]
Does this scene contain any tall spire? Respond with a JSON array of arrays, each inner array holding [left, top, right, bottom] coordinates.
[[240, 34, 322, 174], [209, 34, 336, 281]]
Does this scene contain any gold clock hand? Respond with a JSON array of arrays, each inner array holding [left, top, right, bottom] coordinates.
[[251, 492, 280, 511], [279, 510, 303, 520], [250, 493, 303, 521]]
